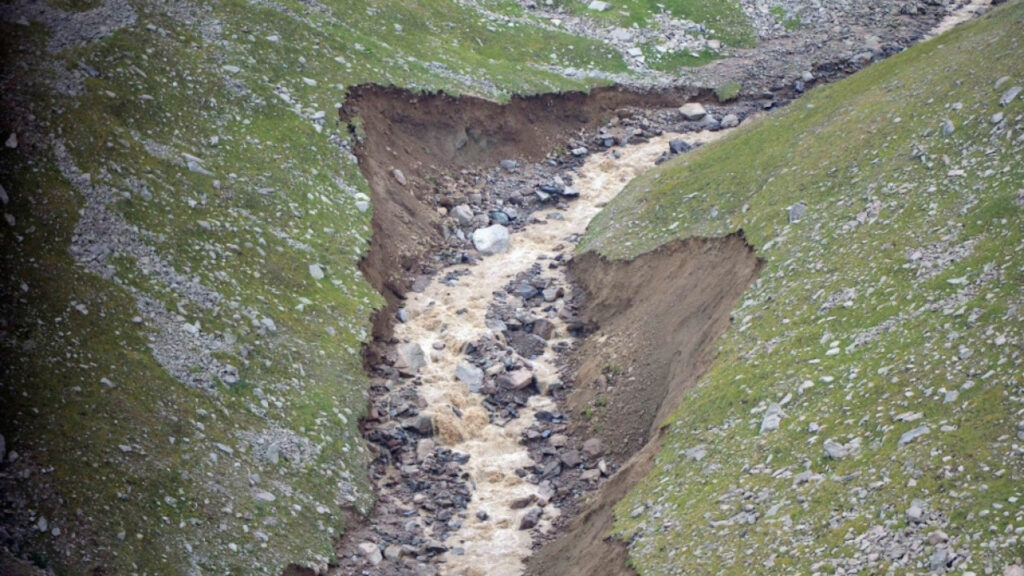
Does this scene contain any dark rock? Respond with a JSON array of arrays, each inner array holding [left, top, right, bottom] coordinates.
[[669, 139, 692, 154], [532, 318, 557, 340], [519, 507, 543, 530], [507, 332, 547, 358]]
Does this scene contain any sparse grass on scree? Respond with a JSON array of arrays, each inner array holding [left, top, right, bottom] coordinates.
[[0, 0, 650, 573], [582, 3, 1024, 574]]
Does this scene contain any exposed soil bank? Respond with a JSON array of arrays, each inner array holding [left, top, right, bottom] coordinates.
[[525, 236, 761, 576], [341, 84, 748, 347]]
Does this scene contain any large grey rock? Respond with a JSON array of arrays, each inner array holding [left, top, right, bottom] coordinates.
[[760, 403, 784, 434], [451, 204, 474, 226], [455, 363, 484, 391], [824, 437, 861, 460], [720, 114, 740, 128], [308, 263, 324, 280], [679, 102, 707, 121], [999, 86, 1022, 106], [357, 542, 383, 565], [472, 225, 510, 255], [395, 342, 426, 375], [788, 202, 808, 223], [587, 1, 610, 11], [519, 506, 543, 530], [497, 368, 534, 390], [899, 425, 930, 447]]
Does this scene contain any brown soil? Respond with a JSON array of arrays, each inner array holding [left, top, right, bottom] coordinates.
[[526, 235, 761, 576], [341, 85, 718, 351]]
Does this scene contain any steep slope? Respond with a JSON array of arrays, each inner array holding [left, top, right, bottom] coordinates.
[[564, 2, 1024, 574], [0, 0, 963, 574]]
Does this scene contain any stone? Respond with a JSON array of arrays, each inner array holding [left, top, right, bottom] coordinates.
[[720, 114, 740, 128], [0, 184, 8, 206], [789, 202, 808, 223], [507, 331, 547, 358], [899, 425, 930, 447], [515, 282, 539, 300], [5, 133, 17, 149], [679, 102, 707, 121], [581, 468, 601, 481], [519, 507, 543, 530], [999, 86, 1022, 106], [824, 437, 861, 460], [384, 544, 403, 561], [489, 211, 511, 226], [416, 438, 435, 461], [582, 437, 603, 459], [395, 342, 427, 375], [587, 1, 610, 11], [549, 434, 568, 447], [424, 539, 448, 554], [472, 225, 510, 255], [497, 368, 534, 390], [669, 139, 692, 154], [571, 147, 589, 157], [1004, 565, 1024, 576], [254, 490, 276, 502], [402, 414, 433, 436], [760, 403, 784, 434], [906, 504, 924, 523], [396, 308, 409, 323], [560, 450, 582, 468], [455, 363, 484, 391], [684, 444, 707, 461], [928, 530, 949, 545], [500, 159, 518, 171], [452, 204, 474, 226], [510, 495, 536, 509], [532, 318, 557, 340], [929, 548, 949, 572], [308, 263, 324, 280], [542, 287, 561, 302], [0, 434, 5, 462], [392, 168, 407, 185], [182, 153, 213, 175], [941, 119, 955, 136], [357, 542, 383, 565]]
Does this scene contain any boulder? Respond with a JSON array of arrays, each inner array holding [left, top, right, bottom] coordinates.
[[472, 225, 510, 255], [451, 204, 474, 226], [679, 102, 707, 121], [395, 342, 426, 375]]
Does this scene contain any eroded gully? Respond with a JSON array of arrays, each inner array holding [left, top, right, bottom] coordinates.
[[393, 130, 726, 576]]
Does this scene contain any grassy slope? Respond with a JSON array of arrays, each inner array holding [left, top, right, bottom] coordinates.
[[582, 3, 1024, 574], [0, 0, 673, 573]]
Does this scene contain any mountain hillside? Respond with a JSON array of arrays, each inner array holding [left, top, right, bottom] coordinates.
[[577, 3, 1024, 574]]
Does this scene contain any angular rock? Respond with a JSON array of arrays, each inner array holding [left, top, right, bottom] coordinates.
[[899, 425, 930, 447], [720, 114, 740, 128], [519, 506, 543, 530], [789, 202, 808, 223], [507, 331, 547, 358], [582, 437, 604, 459], [472, 225, 510, 255], [358, 542, 383, 565], [392, 168, 407, 185], [999, 86, 1022, 106], [560, 450, 581, 468], [451, 204, 474, 226], [760, 403, 784, 434], [402, 414, 433, 436], [669, 139, 692, 154], [497, 368, 534, 390], [455, 363, 485, 391], [679, 102, 707, 121], [823, 437, 861, 460], [395, 342, 426, 375], [532, 318, 557, 340], [308, 263, 324, 280], [580, 468, 601, 482]]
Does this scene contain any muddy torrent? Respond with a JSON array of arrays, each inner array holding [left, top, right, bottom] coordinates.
[[313, 81, 764, 576]]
